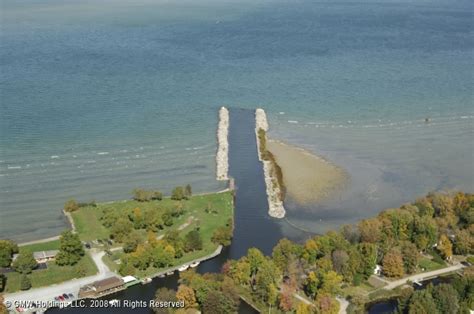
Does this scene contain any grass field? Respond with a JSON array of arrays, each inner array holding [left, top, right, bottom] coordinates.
[[71, 191, 233, 243], [19, 240, 61, 253], [4, 251, 97, 292], [419, 257, 446, 271], [72, 191, 234, 277]]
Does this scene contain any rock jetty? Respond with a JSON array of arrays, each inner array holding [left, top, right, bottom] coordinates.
[[255, 108, 286, 218], [216, 107, 229, 181]]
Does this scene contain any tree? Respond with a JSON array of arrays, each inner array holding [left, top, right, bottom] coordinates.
[[357, 242, 377, 277], [0, 294, 7, 313], [454, 229, 473, 255], [358, 218, 382, 243], [129, 207, 146, 229], [176, 285, 197, 309], [320, 271, 343, 295], [432, 283, 459, 314], [20, 274, 31, 290], [438, 234, 453, 260], [184, 230, 203, 252], [56, 230, 85, 266], [272, 238, 297, 272], [382, 248, 404, 278], [171, 187, 185, 200], [314, 293, 339, 314], [0, 240, 18, 267], [278, 286, 293, 312], [184, 184, 192, 199], [202, 289, 237, 314], [111, 218, 133, 242], [12, 252, 37, 274], [331, 249, 349, 275], [407, 289, 439, 314], [295, 302, 312, 314], [402, 242, 419, 274], [152, 190, 163, 201], [123, 230, 143, 253], [341, 224, 360, 244], [64, 199, 79, 212], [154, 287, 177, 314], [212, 226, 233, 247], [305, 271, 319, 298]]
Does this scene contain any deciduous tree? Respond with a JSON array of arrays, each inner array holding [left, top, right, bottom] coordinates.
[[56, 231, 84, 266], [12, 252, 37, 274], [382, 248, 404, 278]]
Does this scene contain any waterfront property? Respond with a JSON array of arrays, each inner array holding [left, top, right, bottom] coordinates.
[[78, 277, 125, 299]]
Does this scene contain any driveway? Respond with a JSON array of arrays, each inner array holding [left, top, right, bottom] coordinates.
[[4, 250, 114, 312], [382, 263, 464, 290]]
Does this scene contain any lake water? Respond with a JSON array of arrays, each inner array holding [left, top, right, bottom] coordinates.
[[1, 0, 473, 242]]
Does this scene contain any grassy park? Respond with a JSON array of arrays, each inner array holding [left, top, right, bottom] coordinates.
[[71, 190, 234, 278]]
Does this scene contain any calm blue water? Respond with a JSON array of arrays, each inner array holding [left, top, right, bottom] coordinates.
[[1, 0, 473, 241]]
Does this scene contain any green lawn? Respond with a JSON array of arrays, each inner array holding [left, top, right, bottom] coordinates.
[[4, 252, 97, 292], [419, 257, 446, 272], [19, 240, 60, 253], [71, 191, 233, 242]]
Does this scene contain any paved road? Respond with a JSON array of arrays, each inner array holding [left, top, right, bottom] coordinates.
[[4, 250, 114, 312], [382, 263, 464, 290], [336, 297, 349, 314]]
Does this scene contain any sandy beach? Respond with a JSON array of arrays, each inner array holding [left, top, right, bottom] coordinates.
[[267, 140, 348, 205]]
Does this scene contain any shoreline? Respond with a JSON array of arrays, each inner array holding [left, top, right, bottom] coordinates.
[[266, 139, 348, 205], [216, 106, 229, 181], [255, 108, 286, 219]]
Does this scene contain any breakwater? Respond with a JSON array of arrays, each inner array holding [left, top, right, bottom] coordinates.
[[255, 108, 286, 219], [216, 107, 229, 181]]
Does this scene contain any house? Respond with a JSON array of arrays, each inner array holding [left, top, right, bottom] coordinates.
[[78, 277, 125, 299], [33, 250, 59, 263], [12, 250, 59, 264], [373, 264, 382, 276]]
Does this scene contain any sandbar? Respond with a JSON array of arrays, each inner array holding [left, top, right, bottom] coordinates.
[[266, 140, 348, 204]]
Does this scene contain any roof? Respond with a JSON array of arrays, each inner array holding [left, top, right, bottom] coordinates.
[[33, 250, 59, 260], [92, 277, 124, 293], [122, 275, 137, 283]]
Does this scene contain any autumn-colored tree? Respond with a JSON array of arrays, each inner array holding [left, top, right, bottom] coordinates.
[[314, 293, 339, 314], [382, 248, 405, 278], [153, 287, 176, 314], [278, 285, 294, 312], [64, 199, 79, 212], [358, 218, 382, 243], [176, 284, 197, 309], [320, 271, 343, 295], [295, 302, 312, 314], [437, 234, 453, 260], [331, 249, 349, 275]]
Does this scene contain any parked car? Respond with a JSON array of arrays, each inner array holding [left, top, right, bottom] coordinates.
[[84, 242, 91, 249], [54, 296, 61, 302], [58, 295, 65, 301], [62, 293, 69, 299], [68, 293, 74, 299], [107, 239, 113, 245]]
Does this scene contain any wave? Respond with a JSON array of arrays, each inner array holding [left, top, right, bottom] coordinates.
[[50, 155, 59, 159], [288, 120, 299, 124], [7, 166, 21, 169], [97, 152, 109, 155]]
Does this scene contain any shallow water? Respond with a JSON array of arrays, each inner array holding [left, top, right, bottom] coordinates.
[[1, 0, 473, 241]]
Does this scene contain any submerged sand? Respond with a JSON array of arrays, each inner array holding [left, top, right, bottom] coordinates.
[[267, 140, 348, 205]]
